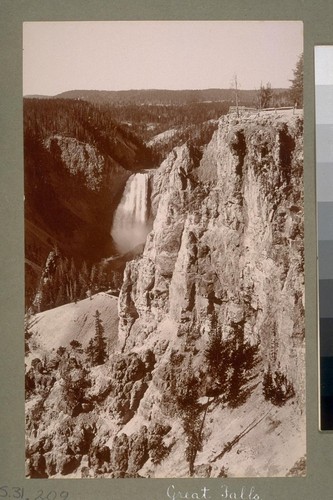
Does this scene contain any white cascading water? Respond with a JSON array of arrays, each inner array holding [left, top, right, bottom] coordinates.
[[111, 172, 152, 253]]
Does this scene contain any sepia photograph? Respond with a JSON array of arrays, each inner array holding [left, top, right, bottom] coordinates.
[[23, 20, 305, 479]]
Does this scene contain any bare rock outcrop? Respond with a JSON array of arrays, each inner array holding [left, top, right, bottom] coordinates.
[[120, 112, 304, 378], [116, 112, 305, 476]]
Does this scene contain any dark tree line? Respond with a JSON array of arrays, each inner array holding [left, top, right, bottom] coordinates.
[[24, 98, 154, 170], [35, 249, 122, 312], [105, 101, 230, 141]]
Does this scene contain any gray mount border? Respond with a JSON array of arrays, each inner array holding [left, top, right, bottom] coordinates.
[[0, 1, 329, 499]]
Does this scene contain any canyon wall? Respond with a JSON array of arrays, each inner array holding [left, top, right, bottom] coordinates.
[[120, 112, 304, 397], [115, 111, 305, 476]]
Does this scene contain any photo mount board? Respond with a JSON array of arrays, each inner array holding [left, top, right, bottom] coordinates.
[[0, 0, 331, 499]]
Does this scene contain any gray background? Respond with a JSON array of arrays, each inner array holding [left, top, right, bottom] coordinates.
[[0, 0, 328, 499]]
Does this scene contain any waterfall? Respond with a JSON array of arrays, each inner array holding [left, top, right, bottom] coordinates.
[[111, 172, 153, 253]]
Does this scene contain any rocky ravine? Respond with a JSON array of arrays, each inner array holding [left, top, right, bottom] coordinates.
[[26, 111, 305, 478]]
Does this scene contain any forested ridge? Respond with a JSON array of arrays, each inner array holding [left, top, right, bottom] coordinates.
[[53, 87, 292, 106], [24, 98, 154, 170]]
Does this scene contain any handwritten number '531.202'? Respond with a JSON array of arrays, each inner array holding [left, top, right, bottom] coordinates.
[[0, 486, 69, 500]]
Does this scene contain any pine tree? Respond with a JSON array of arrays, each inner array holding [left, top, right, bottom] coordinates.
[[176, 357, 202, 476], [69, 258, 78, 302], [85, 338, 95, 365], [225, 325, 258, 408], [90, 264, 98, 292], [289, 53, 303, 108], [55, 283, 66, 307], [263, 364, 274, 400], [86, 310, 108, 366], [205, 329, 231, 396], [97, 263, 108, 291], [262, 365, 295, 406], [94, 310, 107, 364]]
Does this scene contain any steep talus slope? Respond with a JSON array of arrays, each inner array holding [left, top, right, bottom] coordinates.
[[26, 292, 119, 360], [25, 111, 305, 478]]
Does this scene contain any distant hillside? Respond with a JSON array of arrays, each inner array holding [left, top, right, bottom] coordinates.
[[24, 88, 292, 107], [54, 88, 291, 106]]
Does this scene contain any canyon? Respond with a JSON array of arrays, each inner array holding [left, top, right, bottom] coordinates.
[[25, 99, 305, 479]]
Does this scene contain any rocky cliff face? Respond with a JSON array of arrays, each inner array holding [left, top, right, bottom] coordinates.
[[26, 111, 305, 478], [120, 112, 304, 392], [44, 135, 130, 193], [45, 134, 134, 249], [115, 111, 305, 476]]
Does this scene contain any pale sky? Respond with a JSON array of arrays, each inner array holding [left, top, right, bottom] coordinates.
[[23, 21, 303, 96]]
